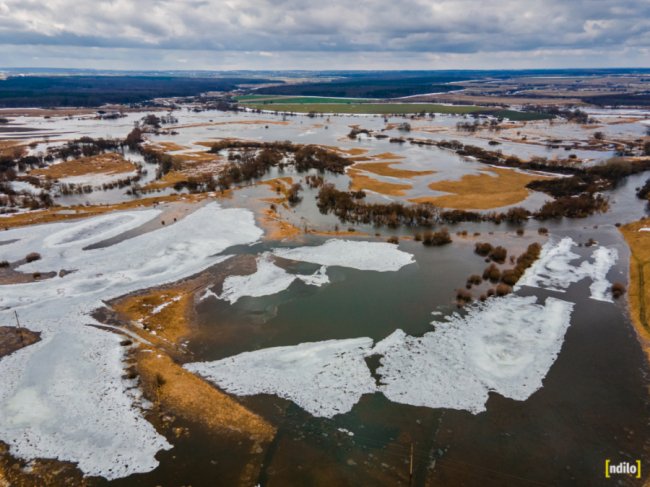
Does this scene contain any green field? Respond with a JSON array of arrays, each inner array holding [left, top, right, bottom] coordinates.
[[243, 102, 488, 115], [240, 100, 551, 120], [237, 95, 373, 104]]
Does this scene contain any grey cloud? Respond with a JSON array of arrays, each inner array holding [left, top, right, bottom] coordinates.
[[0, 0, 648, 68]]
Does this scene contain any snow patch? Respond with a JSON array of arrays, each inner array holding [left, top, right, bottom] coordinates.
[[515, 237, 618, 301], [273, 239, 414, 271], [218, 255, 330, 304], [219, 254, 297, 304], [0, 203, 263, 479], [185, 338, 376, 418], [296, 266, 330, 286], [374, 295, 574, 414]]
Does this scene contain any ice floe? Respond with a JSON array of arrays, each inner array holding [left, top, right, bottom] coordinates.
[[374, 295, 574, 414], [272, 239, 414, 271], [219, 253, 300, 304], [515, 237, 618, 302], [0, 203, 263, 479], [185, 338, 377, 418], [217, 255, 330, 304], [187, 294, 574, 417]]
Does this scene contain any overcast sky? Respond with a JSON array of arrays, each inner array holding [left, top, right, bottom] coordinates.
[[0, 0, 648, 70]]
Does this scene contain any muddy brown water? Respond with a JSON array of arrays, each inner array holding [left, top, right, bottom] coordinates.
[[97, 221, 650, 487]]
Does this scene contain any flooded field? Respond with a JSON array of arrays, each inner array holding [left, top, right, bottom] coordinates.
[[1, 103, 649, 486]]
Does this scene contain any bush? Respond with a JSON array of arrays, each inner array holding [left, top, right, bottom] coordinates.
[[422, 228, 452, 246], [489, 246, 507, 263], [496, 283, 512, 296], [287, 183, 303, 206], [0, 260, 9, 268], [387, 236, 399, 244], [611, 282, 626, 299], [456, 288, 472, 305], [500, 269, 519, 286], [474, 242, 493, 256], [467, 274, 482, 286], [25, 252, 41, 263], [538, 227, 549, 235], [483, 264, 501, 282]]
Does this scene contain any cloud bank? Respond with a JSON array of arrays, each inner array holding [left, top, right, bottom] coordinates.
[[0, 0, 648, 69]]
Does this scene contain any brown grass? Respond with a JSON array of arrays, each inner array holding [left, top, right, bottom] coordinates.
[[0, 326, 40, 358], [373, 152, 405, 160], [30, 152, 136, 180], [348, 168, 412, 196], [0, 141, 27, 158], [257, 178, 303, 240], [409, 167, 550, 210], [112, 288, 195, 345], [620, 220, 650, 363], [0, 192, 213, 230], [319, 145, 369, 156], [0, 441, 89, 487], [112, 273, 277, 459], [150, 141, 188, 152], [141, 170, 189, 191], [353, 161, 434, 179], [135, 349, 275, 443], [261, 207, 302, 241]]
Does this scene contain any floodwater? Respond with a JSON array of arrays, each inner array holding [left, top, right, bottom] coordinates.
[[100, 223, 650, 487], [2, 105, 650, 486]]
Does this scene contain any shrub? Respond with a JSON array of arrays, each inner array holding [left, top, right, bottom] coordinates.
[[496, 283, 512, 296], [489, 246, 507, 263], [413, 232, 422, 241], [422, 229, 452, 246], [456, 288, 472, 305], [387, 236, 399, 245], [500, 269, 519, 286], [538, 227, 548, 235], [611, 282, 626, 299], [25, 252, 41, 263], [474, 242, 493, 256], [467, 274, 482, 286], [483, 264, 501, 282], [0, 260, 9, 268], [287, 183, 303, 206], [516, 228, 525, 236]]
